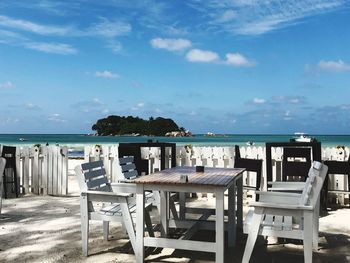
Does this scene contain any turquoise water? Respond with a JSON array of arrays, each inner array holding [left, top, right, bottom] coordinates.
[[0, 134, 349, 147]]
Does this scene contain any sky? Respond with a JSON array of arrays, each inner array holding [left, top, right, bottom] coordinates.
[[1, 0, 350, 134]]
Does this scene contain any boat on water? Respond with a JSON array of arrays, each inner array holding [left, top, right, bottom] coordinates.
[[290, 132, 314, 142], [19, 138, 28, 141], [246, 141, 255, 146]]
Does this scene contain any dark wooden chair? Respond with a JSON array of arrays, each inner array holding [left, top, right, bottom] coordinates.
[[234, 145, 263, 200], [282, 147, 312, 182], [1, 146, 19, 198], [323, 158, 350, 208]]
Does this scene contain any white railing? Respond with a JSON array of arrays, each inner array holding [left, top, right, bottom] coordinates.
[[84, 145, 349, 194], [2, 145, 68, 196], [6, 144, 348, 199]]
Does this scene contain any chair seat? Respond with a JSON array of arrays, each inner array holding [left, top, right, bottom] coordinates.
[[244, 210, 294, 234], [100, 201, 152, 216]]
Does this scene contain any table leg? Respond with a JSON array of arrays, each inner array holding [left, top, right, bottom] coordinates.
[[179, 192, 186, 220], [215, 189, 225, 263], [237, 176, 243, 229], [136, 184, 144, 263], [228, 183, 236, 247], [160, 190, 169, 237]]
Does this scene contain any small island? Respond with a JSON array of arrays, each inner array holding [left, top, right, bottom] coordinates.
[[92, 115, 192, 137]]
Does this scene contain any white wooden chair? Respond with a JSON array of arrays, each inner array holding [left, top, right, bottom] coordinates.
[[75, 160, 154, 256], [117, 156, 179, 220], [242, 161, 328, 263], [0, 157, 7, 214]]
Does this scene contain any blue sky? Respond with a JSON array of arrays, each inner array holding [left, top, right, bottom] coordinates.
[[1, 0, 350, 134]]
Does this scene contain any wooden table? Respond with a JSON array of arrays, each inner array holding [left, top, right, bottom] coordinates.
[[134, 166, 245, 263]]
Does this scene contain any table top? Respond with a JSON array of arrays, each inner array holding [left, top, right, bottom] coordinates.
[[133, 166, 245, 187]]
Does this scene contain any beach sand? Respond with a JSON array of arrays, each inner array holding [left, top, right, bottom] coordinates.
[[0, 159, 350, 262]]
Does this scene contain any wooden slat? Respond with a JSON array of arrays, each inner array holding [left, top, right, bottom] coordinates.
[[84, 168, 106, 180], [48, 147, 53, 195], [119, 156, 134, 164], [111, 145, 119, 182], [81, 160, 103, 170], [41, 146, 48, 195], [121, 163, 136, 172], [53, 146, 58, 196], [61, 146, 68, 195], [32, 147, 39, 194], [102, 145, 110, 180], [124, 170, 138, 179], [263, 214, 274, 229], [87, 177, 109, 189], [57, 146, 62, 195], [23, 147, 30, 194], [273, 215, 283, 231], [283, 216, 293, 231]]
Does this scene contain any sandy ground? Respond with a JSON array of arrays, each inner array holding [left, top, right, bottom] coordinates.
[[0, 159, 350, 263]]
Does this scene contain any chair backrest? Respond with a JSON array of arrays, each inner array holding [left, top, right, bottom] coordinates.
[[75, 160, 111, 192], [299, 161, 328, 208], [282, 147, 312, 181], [234, 145, 263, 189], [0, 157, 6, 187], [1, 146, 16, 169], [119, 156, 139, 180]]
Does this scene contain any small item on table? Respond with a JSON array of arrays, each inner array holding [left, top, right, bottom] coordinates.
[[180, 174, 188, 183], [196, 165, 205, 172]]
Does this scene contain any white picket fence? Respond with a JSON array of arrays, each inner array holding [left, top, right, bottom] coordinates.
[[84, 145, 349, 194], [14, 145, 68, 196], [5, 144, 348, 199]]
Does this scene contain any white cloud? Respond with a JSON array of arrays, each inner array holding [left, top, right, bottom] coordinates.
[[253, 98, 266, 104], [225, 53, 254, 67], [25, 103, 41, 110], [0, 81, 14, 89], [217, 10, 236, 23], [48, 113, 66, 123], [93, 98, 103, 105], [189, 0, 345, 35], [24, 42, 77, 55], [87, 18, 131, 38], [95, 71, 120, 79], [150, 38, 192, 51], [108, 41, 123, 54], [317, 60, 350, 72], [185, 49, 255, 67], [186, 49, 219, 63], [0, 15, 72, 36], [137, 102, 145, 107], [0, 15, 131, 38]]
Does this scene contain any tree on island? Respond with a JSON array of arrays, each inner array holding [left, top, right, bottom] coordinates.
[[92, 115, 183, 136]]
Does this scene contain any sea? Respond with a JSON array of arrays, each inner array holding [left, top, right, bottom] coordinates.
[[1, 134, 348, 158], [1, 133, 350, 147]]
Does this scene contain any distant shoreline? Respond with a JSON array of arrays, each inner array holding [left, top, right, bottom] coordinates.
[[0, 134, 350, 147]]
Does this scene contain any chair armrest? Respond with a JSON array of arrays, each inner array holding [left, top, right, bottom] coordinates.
[[255, 191, 301, 205], [268, 181, 305, 187], [82, 190, 130, 203], [110, 182, 136, 194], [250, 201, 313, 211], [268, 181, 305, 192]]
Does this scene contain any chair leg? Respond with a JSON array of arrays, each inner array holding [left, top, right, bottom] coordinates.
[[303, 211, 313, 263], [144, 208, 155, 237], [0, 181, 3, 214], [120, 202, 136, 252], [242, 210, 263, 263], [313, 197, 320, 250], [169, 194, 179, 220], [80, 196, 89, 256], [103, 221, 109, 241]]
